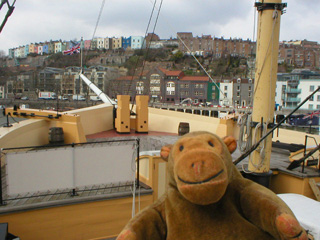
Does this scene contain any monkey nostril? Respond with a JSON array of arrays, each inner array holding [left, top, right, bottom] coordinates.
[[192, 163, 195, 168]]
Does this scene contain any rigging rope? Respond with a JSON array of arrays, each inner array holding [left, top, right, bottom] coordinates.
[[146, 0, 227, 102], [83, 0, 106, 67], [234, 86, 320, 165], [131, 141, 138, 218], [130, 0, 164, 111], [250, 7, 278, 108], [0, 0, 16, 33], [129, 0, 163, 111], [124, 0, 158, 100]]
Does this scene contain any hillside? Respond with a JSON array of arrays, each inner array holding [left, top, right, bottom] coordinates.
[[1, 48, 253, 78]]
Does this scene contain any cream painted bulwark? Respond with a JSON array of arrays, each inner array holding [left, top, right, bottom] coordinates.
[[148, 107, 235, 137], [0, 119, 49, 149], [0, 104, 114, 149], [68, 103, 114, 135], [272, 128, 320, 146]]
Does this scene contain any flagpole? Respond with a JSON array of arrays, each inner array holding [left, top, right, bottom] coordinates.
[[80, 37, 83, 71]]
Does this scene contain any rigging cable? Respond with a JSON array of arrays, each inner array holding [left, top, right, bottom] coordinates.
[[125, 0, 158, 102], [246, 7, 279, 171], [146, 0, 227, 102], [131, 141, 137, 218], [0, 0, 16, 33], [249, 7, 278, 108], [130, 0, 164, 111], [83, 0, 106, 68], [233, 86, 320, 165]]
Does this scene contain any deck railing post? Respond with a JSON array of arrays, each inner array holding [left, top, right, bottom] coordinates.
[[137, 138, 140, 189], [0, 149, 4, 205], [71, 143, 78, 196]]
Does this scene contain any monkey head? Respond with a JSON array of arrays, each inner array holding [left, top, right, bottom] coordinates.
[[160, 131, 237, 205]]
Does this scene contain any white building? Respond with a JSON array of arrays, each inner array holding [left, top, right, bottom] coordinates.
[[219, 80, 233, 106], [54, 42, 62, 53], [96, 38, 105, 49], [299, 79, 320, 110], [37, 45, 43, 55], [275, 79, 287, 108], [277, 71, 320, 110], [131, 36, 145, 50]]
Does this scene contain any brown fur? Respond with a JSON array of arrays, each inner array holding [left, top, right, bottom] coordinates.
[[117, 131, 307, 240]]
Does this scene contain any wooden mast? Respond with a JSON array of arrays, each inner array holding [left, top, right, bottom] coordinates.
[[248, 1, 287, 174]]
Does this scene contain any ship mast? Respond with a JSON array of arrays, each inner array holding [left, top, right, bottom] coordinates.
[[248, 1, 287, 177]]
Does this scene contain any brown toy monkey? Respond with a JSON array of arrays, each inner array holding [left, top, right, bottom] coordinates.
[[117, 131, 307, 240]]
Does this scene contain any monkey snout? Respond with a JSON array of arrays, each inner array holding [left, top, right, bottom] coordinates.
[[191, 161, 205, 176]]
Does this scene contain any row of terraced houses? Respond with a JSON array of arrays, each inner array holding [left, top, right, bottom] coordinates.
[[8, 36, 147, 59], [7, 33, 320, 69]]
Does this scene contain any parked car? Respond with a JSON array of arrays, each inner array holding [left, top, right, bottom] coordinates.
[[90, 96, 101, 101], [58, 96, 69, 101], [72, 95, 86, 101], [21, 96, 29, 100]]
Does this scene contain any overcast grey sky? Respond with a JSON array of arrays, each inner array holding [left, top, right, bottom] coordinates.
[[0, 0, 319, 54]]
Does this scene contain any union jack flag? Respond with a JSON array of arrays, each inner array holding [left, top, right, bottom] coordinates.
[[303, 110, 320, 119], [63, 43, 81, 55]]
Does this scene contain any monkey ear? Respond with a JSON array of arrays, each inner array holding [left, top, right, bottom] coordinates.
[[223, 136, 237, 153], [160, 144, 173, 161]]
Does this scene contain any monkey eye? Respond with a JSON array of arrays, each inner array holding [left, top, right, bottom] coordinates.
[[179, 145, 184, 151], [208, 141, 214, 147]]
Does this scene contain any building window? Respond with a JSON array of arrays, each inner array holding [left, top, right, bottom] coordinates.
[[310, 96, 314, 101], [310, 85, 315, 92], [248, 86, 252, 91], [166, 81, 175, 95], [237, 92, 240, 97], [317, 95, 320, 102], [224, 86, 228, 91], [237, 86, 240, 91], [309, 104, 313, 110], [166, 91, 175, 95]]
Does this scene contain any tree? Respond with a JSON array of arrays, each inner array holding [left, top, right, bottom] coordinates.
[[171, 51, 184, 63]]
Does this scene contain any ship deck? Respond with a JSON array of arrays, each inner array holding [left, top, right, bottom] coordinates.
[[234, 147, 320, 178], [0, 129, 319, 214]]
